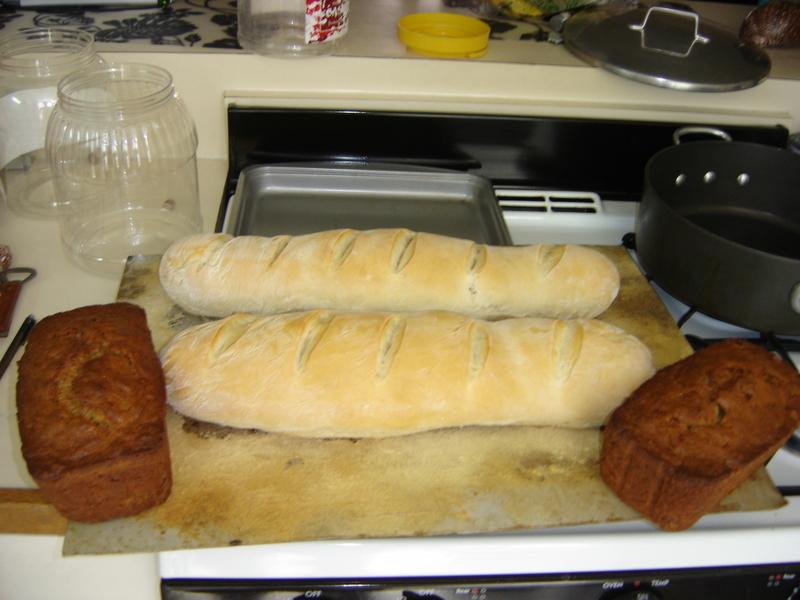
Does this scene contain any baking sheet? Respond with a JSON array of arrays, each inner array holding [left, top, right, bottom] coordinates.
[[62, 247, 786, 555], [225, 164, 511, 245]]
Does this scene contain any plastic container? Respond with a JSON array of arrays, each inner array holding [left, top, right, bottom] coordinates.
[[397, 13, 490, 59], [0, 28, 103, 218], [46, 62, 202, 275], [238, 0, 350, 57]]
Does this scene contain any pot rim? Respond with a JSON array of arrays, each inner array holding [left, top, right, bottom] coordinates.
[[641, 140, 800, 265]]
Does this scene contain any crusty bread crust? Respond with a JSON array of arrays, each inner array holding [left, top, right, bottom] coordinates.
[[16, 303, 172, 523], [160, 310, 654, 437], [158, 230, 620, 320], [601, 339, 800, 531]]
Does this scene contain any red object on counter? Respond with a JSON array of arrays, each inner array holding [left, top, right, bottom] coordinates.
[[0, 281, 22, 337], [0, 268, 36, 338]]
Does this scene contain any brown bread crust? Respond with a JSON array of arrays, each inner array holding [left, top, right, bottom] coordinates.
[[601, 339, 800, 531], [16, 303, 171, 522]]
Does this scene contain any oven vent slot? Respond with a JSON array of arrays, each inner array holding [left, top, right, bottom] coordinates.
[[495, 189, 603, 214]]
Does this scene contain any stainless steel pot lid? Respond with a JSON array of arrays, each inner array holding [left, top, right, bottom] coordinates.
[[562, 2, 771, 91]]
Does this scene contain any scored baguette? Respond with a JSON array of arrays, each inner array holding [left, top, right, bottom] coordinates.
[[158, 229, 620, 319], [160, 310, 654, 438]]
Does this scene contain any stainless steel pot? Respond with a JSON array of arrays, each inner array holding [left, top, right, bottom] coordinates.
[[635, 128, 800, 335]]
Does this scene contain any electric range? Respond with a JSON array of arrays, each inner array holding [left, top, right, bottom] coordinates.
[[160, 108, 800, 599]]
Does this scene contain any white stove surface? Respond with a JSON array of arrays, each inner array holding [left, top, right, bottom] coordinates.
[[160, 198, 800, 581]]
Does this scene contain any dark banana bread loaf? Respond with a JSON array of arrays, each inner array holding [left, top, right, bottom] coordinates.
[[16, 302, 171, 522], [740, 1, 800, 48], [601, 339, 800, 531]]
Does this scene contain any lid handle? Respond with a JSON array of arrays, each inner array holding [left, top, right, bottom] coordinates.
[[629, 5, 710, 58]]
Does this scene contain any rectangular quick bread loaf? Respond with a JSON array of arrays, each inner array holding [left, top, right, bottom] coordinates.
[[16, 303, 172, 523], [160, 310, 655, 438], [601, 339, 800, 531], [158, 229, 620, 319]]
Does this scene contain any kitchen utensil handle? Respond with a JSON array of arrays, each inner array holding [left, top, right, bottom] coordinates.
[[672, 126, 733, 146], [0, 314, 36, 381], [0, 281, 22, 338], [0, 488, 66, 535]]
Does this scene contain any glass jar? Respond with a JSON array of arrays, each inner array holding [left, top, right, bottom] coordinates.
[[0, 28, 103, 218], [238, 0, 350, 57], [46, 62, 202, 276]]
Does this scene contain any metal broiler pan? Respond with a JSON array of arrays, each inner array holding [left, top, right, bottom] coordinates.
[[224, 162, 512, 245]]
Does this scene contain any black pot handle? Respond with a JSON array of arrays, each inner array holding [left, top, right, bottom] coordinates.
[[672, 126, 733, 145]]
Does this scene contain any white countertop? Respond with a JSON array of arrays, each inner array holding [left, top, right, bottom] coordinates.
[[0, 159, 226, 600]]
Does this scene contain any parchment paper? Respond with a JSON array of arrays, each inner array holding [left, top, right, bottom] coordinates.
[[62, 247, 786, 555]]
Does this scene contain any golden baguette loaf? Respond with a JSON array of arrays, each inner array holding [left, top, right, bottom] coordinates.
[[158, 229, 620, 319], [160, 310, 654, 438]]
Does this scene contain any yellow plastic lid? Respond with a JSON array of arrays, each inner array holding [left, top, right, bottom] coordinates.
[[397, 13, 490, 59]]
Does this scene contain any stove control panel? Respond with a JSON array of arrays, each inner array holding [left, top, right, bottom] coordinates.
[[162, 564, 800, 600]]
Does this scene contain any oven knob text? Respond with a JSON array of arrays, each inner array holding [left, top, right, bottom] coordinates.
[[605, 591, 662, 600], [292, 590, 343, 600], [599, 584, 663, 600], [455, 586, 487, 600], [402, 590, 445, 600]]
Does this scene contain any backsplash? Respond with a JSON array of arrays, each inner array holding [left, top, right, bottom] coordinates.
[[0, 0, 240, 49], [0, 0, 544, 50]]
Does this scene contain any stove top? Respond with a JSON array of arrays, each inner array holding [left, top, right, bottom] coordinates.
[[159, 197, 800, 587], [158, 108, 800, 590]]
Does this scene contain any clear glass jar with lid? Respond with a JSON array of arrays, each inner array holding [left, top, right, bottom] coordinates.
[[0, 28, 103, 218], [46, 62, 202, 276]]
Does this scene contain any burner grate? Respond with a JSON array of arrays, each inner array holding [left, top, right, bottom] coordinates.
[[683, 329, 800, 365]]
